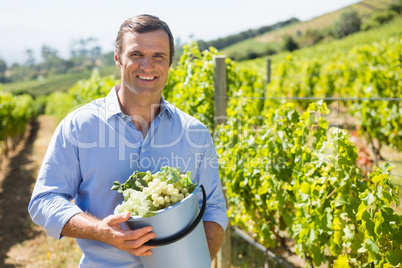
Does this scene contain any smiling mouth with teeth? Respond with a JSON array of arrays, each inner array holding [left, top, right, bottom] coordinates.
[[138, 75, 156, 81]]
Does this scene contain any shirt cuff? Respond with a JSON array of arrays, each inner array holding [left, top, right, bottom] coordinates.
[[202, 205, 229, 231], [29, 193, 84, 240]]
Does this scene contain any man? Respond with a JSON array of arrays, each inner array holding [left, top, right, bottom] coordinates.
[[29, 14, 228, 267]]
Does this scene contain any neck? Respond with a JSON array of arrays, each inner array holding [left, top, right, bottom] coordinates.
[[116, 85, 162, 136]]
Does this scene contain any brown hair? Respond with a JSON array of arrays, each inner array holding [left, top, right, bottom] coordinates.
[[115, 14, 175, 66]]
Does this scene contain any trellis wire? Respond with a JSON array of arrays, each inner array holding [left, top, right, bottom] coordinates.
[[226, 96, 402, 101], [231, 225, 295, 268]]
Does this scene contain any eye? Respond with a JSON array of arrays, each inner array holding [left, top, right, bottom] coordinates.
[[154, 53, 164, 58], [131, 52, 141, 56]]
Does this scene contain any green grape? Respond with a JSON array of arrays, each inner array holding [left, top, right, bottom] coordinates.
[[113, 167, 196, 217]]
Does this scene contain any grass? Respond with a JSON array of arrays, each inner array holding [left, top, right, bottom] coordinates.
[[235, 16, 402, 75], [2, 65, 120, 98], [3, 71, 92, 97], [6, 231, 82, 268], [221, 0, 397, 60]]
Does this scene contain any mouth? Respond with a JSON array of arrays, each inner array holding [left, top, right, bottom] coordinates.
[[137, 75, 157, 81]]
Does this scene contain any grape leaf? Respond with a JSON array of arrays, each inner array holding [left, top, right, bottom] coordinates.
[[365, 238, 380, 255], [386, 249, 402, 266]]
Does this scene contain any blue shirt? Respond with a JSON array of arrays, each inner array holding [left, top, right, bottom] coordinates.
[[28, 86, 228, 268]]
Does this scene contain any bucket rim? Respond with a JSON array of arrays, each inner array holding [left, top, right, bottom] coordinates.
[[114, 184, 201, 220]]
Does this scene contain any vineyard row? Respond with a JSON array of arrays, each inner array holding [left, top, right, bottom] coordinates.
[[1, 32, 401, 267]]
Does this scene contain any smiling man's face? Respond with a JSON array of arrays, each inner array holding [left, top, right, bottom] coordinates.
[[115, 30, 170, 97]]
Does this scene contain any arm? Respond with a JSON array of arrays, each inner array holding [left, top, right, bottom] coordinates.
[[203, 221, 224, 260], [194, 131, 228, 260], [61, 211, 156, 256]]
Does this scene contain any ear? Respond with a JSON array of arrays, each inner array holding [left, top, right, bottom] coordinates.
[[114, 51, 121, 69]]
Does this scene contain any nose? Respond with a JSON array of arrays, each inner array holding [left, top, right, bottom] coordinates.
[[140, 56, 154, 71]]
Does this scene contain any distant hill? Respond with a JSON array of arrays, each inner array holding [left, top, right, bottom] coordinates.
[[196, 18, 300, 51], [213, 0, 398, 60]]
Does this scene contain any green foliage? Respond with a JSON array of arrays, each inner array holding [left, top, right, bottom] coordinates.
[[45, 70, 119, 120], [333, 10, 362, 39], [0, 58, 7, 83], [390, 0, 402, 14], [164, 42, 268, 131], [361, 10, 399, 31], [0, 91, 16, 140], [225, 41, 279, 61], [283, 36, 299, 52], [297, 28, 330, 47], [197, 18, 299, 52], [257, 36, 402, 152], [220, 0, 394, 60], [0, 90, 37, 141], [216, 101, 402, 267], [163, 43, 222, 130], [3, 71, 94, 97], [347, 37, 402, 155], [10, 94, 37, 136]]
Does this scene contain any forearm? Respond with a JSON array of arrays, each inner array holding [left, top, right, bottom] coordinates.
[[61, 211, 156, 256], [61, 212, 135, 244], [203, 221, 224, 260], [61, 212, 103, 240]]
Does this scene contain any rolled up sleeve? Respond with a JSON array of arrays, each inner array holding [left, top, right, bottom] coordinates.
[[29, 193, 83, 239], [196, 134, 228, 231], [28, 117, 83, 239]]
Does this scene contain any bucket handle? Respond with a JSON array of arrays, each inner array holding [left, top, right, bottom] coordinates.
[[144, 184, 206, 246]]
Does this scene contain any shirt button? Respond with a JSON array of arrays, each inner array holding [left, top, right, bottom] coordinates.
[[141, 149, 145, 153]]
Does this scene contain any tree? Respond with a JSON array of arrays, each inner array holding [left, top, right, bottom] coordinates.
[[70, 37, 99, 58], [25, 49, 36, 66], [41, 45, 59, 61], [333, 10, 361, 39], [69, 37, 103, 69], [361, 10, 399, 31], [283, 36, 299, 52], [0, 58, 7, 83], [40, 45, 68, 74], [390, 0, 402, 14]]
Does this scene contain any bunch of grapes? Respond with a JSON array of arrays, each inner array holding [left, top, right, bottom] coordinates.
[[113, 167, 196, 217], [145, 177, 191, 209]]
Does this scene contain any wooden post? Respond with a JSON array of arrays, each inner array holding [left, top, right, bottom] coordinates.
[[265, 257, 269, 268], [213, 55, 227, 126], [212, 55, 231, 268], [266, 57, 271, 85]]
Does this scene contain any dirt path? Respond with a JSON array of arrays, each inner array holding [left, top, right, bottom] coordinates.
[[0, 115, 81, 268], [0, 118, 40, 267]]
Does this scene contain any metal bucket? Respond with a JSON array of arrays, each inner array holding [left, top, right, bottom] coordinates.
[[116, 185, 211, 268]]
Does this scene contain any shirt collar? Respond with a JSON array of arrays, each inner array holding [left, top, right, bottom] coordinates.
[[105, 86, 173, 120], [105, 86, 122, 120], [160, 96, 173, 120]]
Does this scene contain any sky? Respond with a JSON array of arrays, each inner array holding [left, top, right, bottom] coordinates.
[[0, 0, 361, 65]]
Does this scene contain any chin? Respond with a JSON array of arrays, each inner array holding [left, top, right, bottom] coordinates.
[[132, 89, 163, 98]]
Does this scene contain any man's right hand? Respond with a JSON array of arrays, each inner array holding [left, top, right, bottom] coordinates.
[[61, 211, 156, 256], [102, 212, 156, 256]]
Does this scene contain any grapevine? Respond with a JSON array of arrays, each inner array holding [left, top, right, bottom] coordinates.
[[215, 101, 402, 267], [0, 90, 37, 153]]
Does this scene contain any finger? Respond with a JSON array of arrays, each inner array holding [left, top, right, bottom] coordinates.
[[127, 226, 154, 240], [105, 212, 130, 226], [131, 245, 155, 257], [124, 230, 155, 252]]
